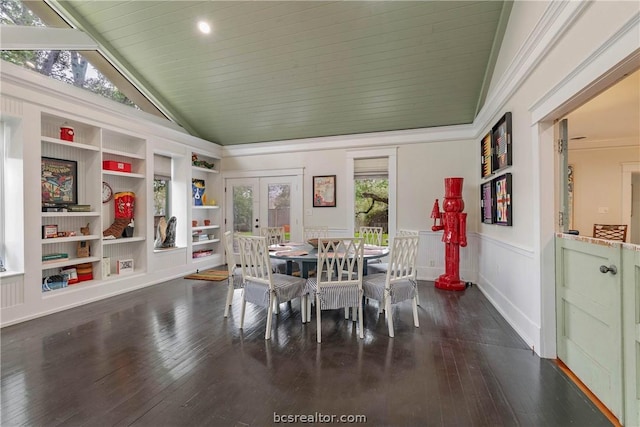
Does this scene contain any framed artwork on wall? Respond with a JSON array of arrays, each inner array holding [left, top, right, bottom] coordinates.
[[480, 131, 493, 178], [494, 173, 512, 226], [313, 175, 336, 207], [41, 157, 78, 206], [492, 112, 512, 173], [480, 181, 495, 224]]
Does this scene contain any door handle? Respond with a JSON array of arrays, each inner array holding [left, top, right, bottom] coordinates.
[[599, 265, 617, 275]]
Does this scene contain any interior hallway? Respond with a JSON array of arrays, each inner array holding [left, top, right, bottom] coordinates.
[[1, 276, 612, 426]]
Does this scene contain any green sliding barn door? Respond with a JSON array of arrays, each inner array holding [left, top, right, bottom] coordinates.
[[556, 237, 623, 420]]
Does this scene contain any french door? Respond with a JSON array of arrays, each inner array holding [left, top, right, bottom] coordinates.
[[225, 174, 302, 242]]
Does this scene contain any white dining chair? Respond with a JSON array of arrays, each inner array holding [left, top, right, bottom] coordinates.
[[367, 229, 419, 277], [305, 237, 365, 343], [304, 226, 329, 240], [359, 226, 383, 246], [223, 231, 243, 318], [260, 226, 288, 274], [363, 234, 420, 337], [237, 235, 306, 340]]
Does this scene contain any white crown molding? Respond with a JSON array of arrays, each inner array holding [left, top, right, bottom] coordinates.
[[474, 1, 592, 136], [222, 124, 475, 158], [569, 137, 640, 150], [530, 12, 640, 124]]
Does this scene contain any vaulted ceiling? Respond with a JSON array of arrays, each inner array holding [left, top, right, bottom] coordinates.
[[32, 1, 512, 145]]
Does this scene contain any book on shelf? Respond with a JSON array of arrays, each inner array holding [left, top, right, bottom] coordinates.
[[66, 204, 92, 212], [42, 253, 69, 263]]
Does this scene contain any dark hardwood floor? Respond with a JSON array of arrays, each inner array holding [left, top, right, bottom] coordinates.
[[1, 274, 611, 426]]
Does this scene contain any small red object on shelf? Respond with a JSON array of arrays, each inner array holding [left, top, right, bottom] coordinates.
[[60, 124, 74, 141], [103, 160, 131, 173]]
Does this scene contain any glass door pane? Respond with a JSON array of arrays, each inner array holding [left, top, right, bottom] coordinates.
[[225, 178, 259, 238]]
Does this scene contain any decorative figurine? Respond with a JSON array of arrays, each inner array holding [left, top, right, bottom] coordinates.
[[154, 216, 177, 248], [103, 192, 135, 239], [431, 177, 468, 291], [77, 223, 91, 257]]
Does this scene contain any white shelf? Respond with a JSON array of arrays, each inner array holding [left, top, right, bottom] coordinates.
[[42, 235, 100, 244], [192, 165, 219, 174], [192, 205, 220, 210], [42, 212, 100, 218], [102, 236, 145, 245], [192, 225, 220, 231], [102, 170, 145, 179], [41, 136, 100, 152], [192, 239, 220, 246], [102, 147, 145, 159], [41, 256, 101, 270]]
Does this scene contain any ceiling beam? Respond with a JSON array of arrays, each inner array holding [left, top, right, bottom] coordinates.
[[0, 25, 97, 50]]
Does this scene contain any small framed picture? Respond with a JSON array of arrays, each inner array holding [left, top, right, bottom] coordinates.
[[41, 157, 78, 205], [42, 224, 58, 239], [117, 258, 134, 275], [492, 112, 512, 173], [313, 175, 336, 207], [480, 181, 495, 224], [494, 173, 513, 226], [480, 131, 493, 178]]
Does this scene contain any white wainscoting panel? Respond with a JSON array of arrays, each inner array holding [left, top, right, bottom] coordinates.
[[417, 231, 478, 283], [476, 233, 539, 352], [0, 273, 24, 308]]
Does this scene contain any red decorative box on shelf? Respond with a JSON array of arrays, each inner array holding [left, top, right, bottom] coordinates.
[[103, 160, 131, 173]]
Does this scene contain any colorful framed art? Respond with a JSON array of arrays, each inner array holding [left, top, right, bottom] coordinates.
[[480, 181, 495, 224], [313, 175, 336, 207], [41, 157, 78, 206], [494, 173, 512, 226], [492, 112, 512, 173], [480, 131, 493, 178]]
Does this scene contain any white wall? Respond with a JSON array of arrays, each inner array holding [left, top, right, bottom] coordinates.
[[476, 0, 639, 355], [569, 145, 640, 237], [633, 173, 640, 244]]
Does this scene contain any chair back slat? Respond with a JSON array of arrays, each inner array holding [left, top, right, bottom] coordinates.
[[223, 231, 237, 269], [315, 238, 364, 310], [359, 226, 383, 246], [317, 238, 364, 284], [304, 226, 329, 239], [387, 235, 419, 287], [593, 224, 627, 242], [261, 227, 285, 246], [237, 235, 272, 287]]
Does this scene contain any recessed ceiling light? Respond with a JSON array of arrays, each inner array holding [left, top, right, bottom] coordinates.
[[197, 21, 211, 34]]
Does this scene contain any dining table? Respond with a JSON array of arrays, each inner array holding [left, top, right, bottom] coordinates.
[[269, 242, 389, 278]]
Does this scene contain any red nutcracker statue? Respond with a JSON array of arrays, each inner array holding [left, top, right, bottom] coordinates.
[[431, 177, 467, 291]]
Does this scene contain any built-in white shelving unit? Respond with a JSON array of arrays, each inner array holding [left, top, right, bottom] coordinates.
[[1, 63, 223, 326], [190, 152, 221, 262]]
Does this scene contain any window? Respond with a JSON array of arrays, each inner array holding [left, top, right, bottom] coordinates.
[[354, 158, 389, 237], [0, 0, 146, 115]]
